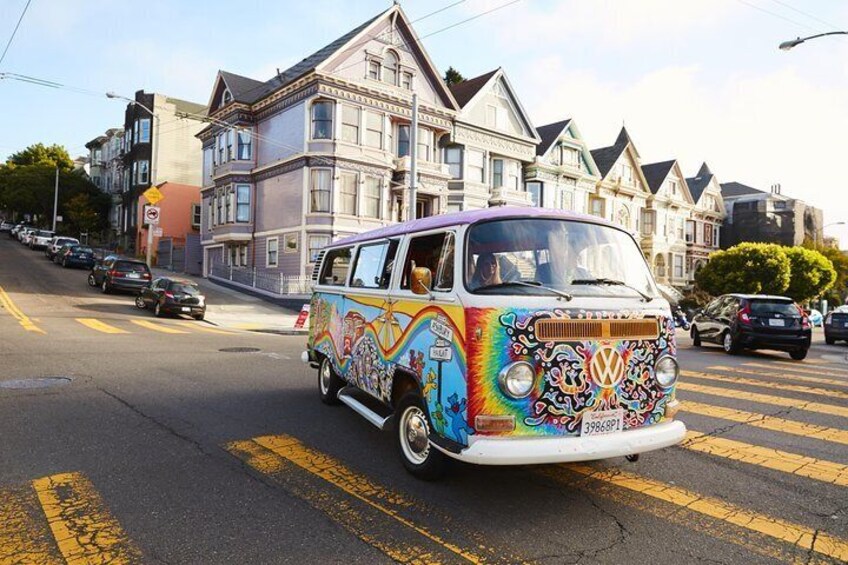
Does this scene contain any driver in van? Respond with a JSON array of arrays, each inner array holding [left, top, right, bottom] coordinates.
[[470, 252, 502, 290]]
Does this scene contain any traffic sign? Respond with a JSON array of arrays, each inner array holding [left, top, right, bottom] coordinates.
[[143, 205, 160, 225], [142, 186, 164, 205]]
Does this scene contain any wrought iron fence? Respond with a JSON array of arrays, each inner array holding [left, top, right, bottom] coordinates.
[[209, 262, 312, 295]]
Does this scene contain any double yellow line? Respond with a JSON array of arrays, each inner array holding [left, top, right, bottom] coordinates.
[[0, 285, 45, 334]]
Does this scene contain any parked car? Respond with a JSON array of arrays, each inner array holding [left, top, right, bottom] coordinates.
[[45, 236, 80, 260], [57, 244, 96, 269], [135, 277, 206, 320], [0, 220, 14, 232], [10, 223, 28, 239], [88, 257, 151, 294], [29, 229, 56, 250], [19, 227, 36, 244], [690, 294, 811, 360], [806, 308, 823, 327], [823, 306, 848, 344]]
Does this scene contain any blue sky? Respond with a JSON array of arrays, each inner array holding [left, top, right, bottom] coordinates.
[[1, 0, 846, 239]]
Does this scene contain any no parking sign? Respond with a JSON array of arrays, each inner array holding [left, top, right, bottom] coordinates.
[[143, 205, 160, 225]]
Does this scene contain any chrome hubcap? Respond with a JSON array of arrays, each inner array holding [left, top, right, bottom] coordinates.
[[400, 406, 430, 465], [724, 333, 732, 350], [320, 360, 331, 394]]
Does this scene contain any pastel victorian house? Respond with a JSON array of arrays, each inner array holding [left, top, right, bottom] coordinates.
[[640, 159, 696, 289], [589, 127, 651, 236], [444, 68, 540, 211], [525, 118, 600, 211], [685, 162, 725, 284], [198, 5, 459, 278]]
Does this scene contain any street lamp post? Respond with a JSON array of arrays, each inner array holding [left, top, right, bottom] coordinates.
[[779, 31, 847, 51]]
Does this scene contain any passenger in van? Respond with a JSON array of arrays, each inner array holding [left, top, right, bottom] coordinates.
[[470, 252, 502, 290], [537, 249, 592, 287]]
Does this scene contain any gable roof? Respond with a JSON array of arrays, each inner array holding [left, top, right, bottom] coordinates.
[[219, 71, 266, 103], [721, 181, 764, 198], [535, 119, 572, 156], [641, 160, 676, 194], [686, 163, 717, 203], [590, 126, 637, 177], [449, 69, 498, 108]]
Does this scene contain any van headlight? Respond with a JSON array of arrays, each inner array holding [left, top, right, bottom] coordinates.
[[498, 361, 536, 399], [655, 356, 679, 387]]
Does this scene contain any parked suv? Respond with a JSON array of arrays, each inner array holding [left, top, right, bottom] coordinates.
[[136, 277, 206, 320], [691, 294, 811, 360], [58, 244, 96, 269], [824, 306, 848, 345], [89, 257, 151, 294], [45, 236, 79, 260]]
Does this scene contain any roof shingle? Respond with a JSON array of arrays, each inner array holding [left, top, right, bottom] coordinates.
[[641, 160, 676, 194], [535, 119, 571, 156], [448, 69, 498, 108]]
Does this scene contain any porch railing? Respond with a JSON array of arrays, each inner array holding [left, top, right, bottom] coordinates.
[[209, 262, 312, 296]]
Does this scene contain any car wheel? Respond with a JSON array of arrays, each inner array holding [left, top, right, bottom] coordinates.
[[135, 295, 146, 309], [691, 326, 701, 347], [101, 279, 110, 294], [790, 349, 808, 361], [826, 336, 835, 345], [396, 392, 447, 480], [88, 273, 96, 287], [193, 314, 205, 321], [318, 356, 343, 405], [154, 302, 163, 317], [722, 331, 738, 355]]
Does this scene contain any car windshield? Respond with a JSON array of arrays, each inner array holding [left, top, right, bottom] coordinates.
[[749, 300, 798, 316], [115, 261, 148, 273], [465, 218, 658, 298], [169, 283, 200, 295]]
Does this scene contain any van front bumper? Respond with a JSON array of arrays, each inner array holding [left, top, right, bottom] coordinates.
[[432, 420, 687, 465]]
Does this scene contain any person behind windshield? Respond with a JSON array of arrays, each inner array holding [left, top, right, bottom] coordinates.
[[470, 252, 501, 290], [538, 229, 592, 286]]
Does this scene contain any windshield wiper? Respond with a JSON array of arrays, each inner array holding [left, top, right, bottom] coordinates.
[[571, 278, 654, 302], [477, 280, 573, 301]]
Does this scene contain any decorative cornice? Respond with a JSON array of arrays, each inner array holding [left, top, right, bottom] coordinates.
[[454, 124, 535, 161], [253, 157, 308, 182], [256, 84, 319, 122]]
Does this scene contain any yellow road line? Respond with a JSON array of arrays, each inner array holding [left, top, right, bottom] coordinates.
[[32, 472, 142, 564], [130, 320, 189, 334], [683, 431, 848, 487], [0, 484, 63, 564], [683, 370, 848, 400], [0, 285, 45, 335], [75, 318, 130, 334], [542, 464, 848, 563], [229, 434, 507, 564], [175, 321, 236, 335], [715, 364, 847, 388], [681, 400, 848, 445], [678, 382, 848, 418]]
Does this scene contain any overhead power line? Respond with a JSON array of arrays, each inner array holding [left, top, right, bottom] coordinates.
[[734, 0, 821, 33], [767, 0, 840, 31], [0, 0, 34, 69]]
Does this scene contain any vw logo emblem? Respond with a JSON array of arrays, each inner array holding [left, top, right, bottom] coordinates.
[[589, 347, 625, 389]]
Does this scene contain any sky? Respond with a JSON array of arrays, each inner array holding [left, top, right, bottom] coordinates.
[[1, 0, 846, 240]]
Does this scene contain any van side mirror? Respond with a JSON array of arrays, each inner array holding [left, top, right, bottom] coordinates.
[[411, 266, 432, 296]]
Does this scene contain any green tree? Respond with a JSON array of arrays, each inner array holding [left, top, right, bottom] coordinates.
[[695, 242, 791, 296], [64, 193, 100, 234], [802, 240, 848, 306], [444, 66, 465, 86], [783, 246, 836, 303], [6, 143, 73, 170]]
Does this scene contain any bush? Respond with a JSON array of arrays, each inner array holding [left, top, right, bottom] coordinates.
[[783, 246, 836, 303], [695, 243, 791, 296]]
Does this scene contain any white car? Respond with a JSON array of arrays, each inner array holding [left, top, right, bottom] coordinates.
[[46, 236, 79, 260], [19, 228, 36, 244], [29, 230, 56, 250]]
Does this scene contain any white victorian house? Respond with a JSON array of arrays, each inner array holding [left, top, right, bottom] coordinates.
[[685, 162, 725, 284]]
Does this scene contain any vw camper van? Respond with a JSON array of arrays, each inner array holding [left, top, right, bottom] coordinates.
[[304, 207, 686, 479]]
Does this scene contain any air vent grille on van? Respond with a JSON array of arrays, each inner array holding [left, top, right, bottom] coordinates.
[[310, 250, 326, 283], [536, 318, 659, 341]]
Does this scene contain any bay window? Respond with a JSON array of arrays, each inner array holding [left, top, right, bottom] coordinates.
[[237, 130, 252, 160], [236, 184, 250, 222], [526, 181, 543, 206], [506, 161, 520, 190], [491, 159, 504, 188], [417, 127, 431, 161], [445, 146, 462, 179], [138, 119, 150, 143], [309, 235, 331, 263], [225, 190, 233, 222], [467, 150, 484, 182], [365, 112, 383, 149], [397, 124, 410, 157], [311, 101, 333, 140], [226, 130, 234, 160], [310, 169, 331, 213], [339, 172, 357, 215], [362, 177, 381, 219], [341, 105, 360, 143], [138, 160, 149, 184]]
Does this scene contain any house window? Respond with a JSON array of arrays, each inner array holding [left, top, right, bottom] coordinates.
[[191, 204, 201, 228], [311, 101, 333, 140], [417, 127, 431, 161], [132, 162, 138, 184], [339, 172, 358, 216], [267, 237, 278, 267], [222, 90, 233, 105], [673, 255, 684, 279], [491, 159, 504, 188], [506, 161, 520, 190], [138, 160, 149, 184], [362, 176, 381, 219], [527, 181, 543, 207], [445, 146, 462, 179], [397, 124, 410, 157], [284, 233, 298, 253], [382, 50, 398, 85], [401, 72, 412, 89], [713, 225, 720, 247], [467, 150, 484, 182], [236, 184, 250, 222], [310, 169, 331, 212], [237, 130, 252, 160], [226, 130, 234, 160], [207, 200, 213, 230], [641, 210, 654, 235], [365, 112, 383, 149], [368, 59, 380, 80], [589, 197, 605, 217], [685, 220, 695, 243], [620, 163, 633, 183], [309, 235, 331, 263], [138, 119, 151, 143], [676, 218, 685, 240], [225, 190, 233, 222], [216, 193, 222, 225], [133, 124, 139, 144], [239, 244, 248, 266], [217, 132, 226, 164], [341, 105, 360, 143]]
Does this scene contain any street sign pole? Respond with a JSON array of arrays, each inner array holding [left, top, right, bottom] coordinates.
[[146, 221, 154, 269]]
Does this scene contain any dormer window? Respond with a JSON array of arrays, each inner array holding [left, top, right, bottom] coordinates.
[[382, 50, 399, 86], [222, 89, 233, 105]]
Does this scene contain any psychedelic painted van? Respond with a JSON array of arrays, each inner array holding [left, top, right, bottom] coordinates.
[[304, 207, 686, 479]]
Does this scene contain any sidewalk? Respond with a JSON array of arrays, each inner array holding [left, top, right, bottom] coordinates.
[[151, 268, 309, 335]]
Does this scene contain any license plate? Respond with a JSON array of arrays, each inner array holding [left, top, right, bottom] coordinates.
[[843, 322, 848, 328], [581, 409, 624, 437], [126, 273, 141, 279], [768, 318, 785, 327], [181, 307, 191, 312]]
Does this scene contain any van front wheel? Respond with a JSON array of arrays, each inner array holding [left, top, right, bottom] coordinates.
[[318, 356, 342, 405], [396, 392, 447, 480]]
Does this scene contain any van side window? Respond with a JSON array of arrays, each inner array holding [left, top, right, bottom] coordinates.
[[401, 232, 454, 292], [350, 240, 398, 289], [319, 247, 352, 286]]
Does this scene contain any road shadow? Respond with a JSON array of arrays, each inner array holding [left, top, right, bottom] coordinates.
[[73, 302, 141, 315]]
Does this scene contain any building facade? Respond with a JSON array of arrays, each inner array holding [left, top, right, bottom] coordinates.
[[685, 163, 725, 284], [86, 128, 125, 234]]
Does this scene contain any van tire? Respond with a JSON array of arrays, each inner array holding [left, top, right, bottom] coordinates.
[[691, 326, 701, 347], [318, 356, 342, 405], [396, 392, 447, 480]]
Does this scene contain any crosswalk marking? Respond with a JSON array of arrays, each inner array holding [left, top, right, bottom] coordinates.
[[174, 321, 236, 335], [714, 364, 847, 388], [683, 431, 848, 487], [0, 285, 45, 335], [678, 382, 848, 418], [681, 401, 848, 445], [543, 464, 848, 563], [130, 320, 189, 334], [683, 370, 848, 400], [0, 483, 63, 564], [768, 359, 848, 373], [75, 318, 130, 334]]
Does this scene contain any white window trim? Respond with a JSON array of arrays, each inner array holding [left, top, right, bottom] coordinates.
[[266, 237, 279, 267], [310, 100, 334, 141]]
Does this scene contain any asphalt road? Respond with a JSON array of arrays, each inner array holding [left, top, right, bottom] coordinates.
[[0, 236, 846, 565]]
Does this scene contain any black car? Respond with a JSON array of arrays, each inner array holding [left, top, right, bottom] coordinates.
[[690, 294, 811, 360], [135, 277, 206, 320], [58, 244, 96, 269], [824, 307, 848, 344], [88, 257, 151, 294]]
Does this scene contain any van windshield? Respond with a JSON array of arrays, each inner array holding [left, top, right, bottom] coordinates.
[[465, 218, 658, 299]]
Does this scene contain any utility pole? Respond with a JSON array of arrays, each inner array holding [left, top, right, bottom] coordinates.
[[409, 93, 418, 221], [52, 166, 59, 232]]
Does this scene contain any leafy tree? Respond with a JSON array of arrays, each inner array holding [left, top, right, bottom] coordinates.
[[695, 242, 791, 296], [6, 143, 73, 170], [444, 66, 464, 86], [783, 246, 836, 303], [802, 240, 848, 306]]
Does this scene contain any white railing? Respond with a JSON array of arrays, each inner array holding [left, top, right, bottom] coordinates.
[[209, 262, 312, 296]]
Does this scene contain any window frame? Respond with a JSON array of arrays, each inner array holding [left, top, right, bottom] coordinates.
[[398, 230, 456, 294], [284, 233, 298, 254], [236, 184, 250, 222], [266, 236, 279, 267], [310, 169, 332, 213], [318, 246, 353, 287], [339, 171, 358, 216], [365, 111, 384, 149], [350, 240, 396, 290], [362, 176, 381, 219], [311, 100, 334, 141], [237, 130, 252, 160], [308, 234, 331, 263], [341, 105, 360, 144], [138, 118, 151, 143]]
